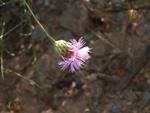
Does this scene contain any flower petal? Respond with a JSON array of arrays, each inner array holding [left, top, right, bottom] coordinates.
[[58, 37, 91, 73], [58, 60, 71, 70], [78, 47, 91, 60]]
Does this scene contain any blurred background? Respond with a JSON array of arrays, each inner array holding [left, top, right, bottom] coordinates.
[[1, 0, 150, 113]]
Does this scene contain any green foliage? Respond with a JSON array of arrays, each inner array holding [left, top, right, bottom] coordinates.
[[0, 0, 70, 113]]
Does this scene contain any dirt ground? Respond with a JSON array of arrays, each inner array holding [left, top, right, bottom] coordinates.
[[1, 0, 150, 113]]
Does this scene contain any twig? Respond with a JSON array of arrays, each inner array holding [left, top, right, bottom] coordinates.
[[87, 73, 120, 83], [97, 73, 120, 83], [116, 45, 150, 93], [88, 28, 121, 53], [135, 5, 150, 10]]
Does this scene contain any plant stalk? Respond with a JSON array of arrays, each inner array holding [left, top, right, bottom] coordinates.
[[23, 0, 56, 44]]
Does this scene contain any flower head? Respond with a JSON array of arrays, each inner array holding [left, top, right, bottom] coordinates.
[[58, 37, 91, 73], [54, 40, 68, 54]]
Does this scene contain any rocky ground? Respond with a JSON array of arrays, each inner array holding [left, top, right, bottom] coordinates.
[[1, 0, 150, 113]]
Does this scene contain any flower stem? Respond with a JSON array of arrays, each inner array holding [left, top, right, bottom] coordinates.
[[23, 0, 56, 44]]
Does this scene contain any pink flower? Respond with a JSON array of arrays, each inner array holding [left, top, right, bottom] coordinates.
[[58, 37, 91, 73]]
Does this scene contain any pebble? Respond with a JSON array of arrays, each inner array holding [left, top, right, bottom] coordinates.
[[59, 2, 88, 36], [37, 54, 50, 76], [36, 0, 43, 6], [116, 11, 125, 21], [110, 102, 122, 113], [141, 91, 150, 108], [120, 91, 138, 103], [41, 109, 53, 113], [32, 26, 45, 41], [83, 108, 91, 113], [83, 33, 97, 42], [86, 57, 103, 72], [55, 31, 75, 41], [111, 0, 122, 8], [89, 40, 106, 57], [44, 0, 50, 6]]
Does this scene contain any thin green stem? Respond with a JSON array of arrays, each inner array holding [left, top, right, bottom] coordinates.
[[0, 0, 17, 7], [27, 0, 41, 103], [0, 10, 10, 82], [5, 68, 52, 98], [23, 0, 56, 44], [0, 20, 5, 82], [29, 15, 41, 104], [0, 18, 30, 39], [5, 68, 70, 113]]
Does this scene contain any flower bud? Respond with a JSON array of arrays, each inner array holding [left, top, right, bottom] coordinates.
[[54, 40, 68, 55]]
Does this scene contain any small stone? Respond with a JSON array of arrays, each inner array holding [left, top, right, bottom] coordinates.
[[91, 0, 107, 6], [36, 0, 43, 6], [139, 16, 145, 24], [139, 69, 145, 74], [147, 79, 150, 86], [90, 40, 105, 57], [83, 33, 97, 42], [55, 31, 75, 41], [37, 54, 50, 75], [125, 52, 134, 69], [41, 109, 53, 113], [88, 81, 103, 99], [86, 57, 103, 72], [111, 0, 123, 9], [32, 26, 45, 41], [116, 11, 125, 21], [145, 23, 150, 37], [59, 2, 88, 36], [44, 0, 50, 6], [110, 102, 122, 113], [141, 91, 150, 108], [120, 91, 138, 103], [83, 108, 91, 113], [86, 73, 97, 81]]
